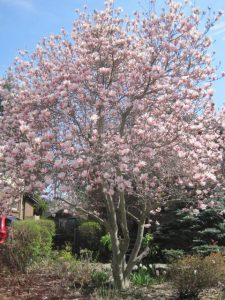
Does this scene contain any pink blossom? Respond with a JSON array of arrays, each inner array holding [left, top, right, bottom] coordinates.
[[137, 161, 146, 168], [208, 201, 215, 208], [197, 201, 207, 210]]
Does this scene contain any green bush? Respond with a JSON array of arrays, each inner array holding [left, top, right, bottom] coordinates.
[[33, 193, 49, 216], [78, 221, 103, 252], [38, 219, 55, 236], [162, 249, 184, 263], [141, 233, 153, 249], [170, 253, 225, 299], [58, 243, 75, 262], [2, 219, 55, 272], [99, 233, 112, 262], [100, 233, 112, 252], [192, 244, 225, 256], [153, 199, 225, 257], [91, 270, 110, 287]]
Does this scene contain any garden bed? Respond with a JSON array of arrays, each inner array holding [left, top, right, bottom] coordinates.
[[0, 269, 224, 300]]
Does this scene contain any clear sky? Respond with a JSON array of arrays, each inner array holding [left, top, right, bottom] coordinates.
[[0, 0, 225, 108]]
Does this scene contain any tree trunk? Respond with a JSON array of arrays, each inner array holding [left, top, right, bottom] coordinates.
[[111, 254, 130, 289], [104, 191, 149, 290]]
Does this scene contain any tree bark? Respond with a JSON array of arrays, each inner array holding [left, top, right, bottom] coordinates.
[[104, 191, 149, 290]]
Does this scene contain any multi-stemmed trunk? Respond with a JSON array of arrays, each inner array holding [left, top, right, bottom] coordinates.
[[103, 191, 149, 290], [63, 188, 149, 290]]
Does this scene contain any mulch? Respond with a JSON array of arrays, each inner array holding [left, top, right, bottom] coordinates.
[[0, 271, 224, 300]]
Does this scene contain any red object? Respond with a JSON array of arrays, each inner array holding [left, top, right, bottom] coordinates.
[[0, 215, 8, 244], [0, 215, 17, 244]]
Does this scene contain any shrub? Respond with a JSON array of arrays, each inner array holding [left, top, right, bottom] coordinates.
[[141, 233, 153, 249], [100, 233, 112, 251], [99, 233, 112, 262], [91, 270, 110, 287], [80, 248, 94, 262], [192, 244, 224, 256], [153, 199, 225, 256], [162, 249, 184, 263], [2, 219, 55, 272], [141, 233, 160, 263], [170, 253, 225, 299], [58, 243, 75, 262], [78, 221, 103, 252], [54, 250, 96, 290], [33, 193, 49, 216], [38, 219, 55, 236]]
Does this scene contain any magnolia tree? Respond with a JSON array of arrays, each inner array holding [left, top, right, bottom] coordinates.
[[0, 0, 225, 289]]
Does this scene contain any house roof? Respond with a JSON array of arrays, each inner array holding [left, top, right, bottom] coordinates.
[[23, 193, 38, 205]]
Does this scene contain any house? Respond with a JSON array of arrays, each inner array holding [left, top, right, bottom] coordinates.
[[10, 193, 38, 220], [0, 170, 38, 219]]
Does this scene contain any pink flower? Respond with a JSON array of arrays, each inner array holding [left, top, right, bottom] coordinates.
[[208, 201, 215, 208], [58, 172, 66, 180], [137, 161, 146, 168], [197, 201, 207, 210]]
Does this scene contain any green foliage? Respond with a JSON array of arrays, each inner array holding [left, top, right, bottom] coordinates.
[[38, 218, 55, 236], [130, 267, 152, 286], [130, 264, 165, 286], [2, 219, 55, 272], [59, 243, 75, 262], [170, 253, 225, 299], [161, 249, 184, 263], [99, 233, 112, 262], [153, 200, 225, 257], [100, 233, 112, 251], [33, 193, 49, 216], [192, 244, 224, 256], [142, 233, 153, 249], [91, 270, 110, 287], [80, 248, 94, 262], [78, 221, 103, 252]]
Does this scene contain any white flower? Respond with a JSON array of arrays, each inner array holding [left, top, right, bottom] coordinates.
[[90, 114, 99, 122], [144, 224, 151, 228], [192, 209, 200, 215], [132, 265, 138, 270]]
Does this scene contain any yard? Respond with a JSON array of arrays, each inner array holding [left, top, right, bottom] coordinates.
[[0, 269, 224, 300]]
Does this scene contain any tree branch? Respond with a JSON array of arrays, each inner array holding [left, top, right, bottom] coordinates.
[[127, 210, 140, 224], [54, 196, 106, 226]]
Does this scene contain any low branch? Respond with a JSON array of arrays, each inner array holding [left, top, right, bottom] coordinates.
[[127, 211, 140, 224], [54, 196, 105, 226], [134, 247, 150, 264]]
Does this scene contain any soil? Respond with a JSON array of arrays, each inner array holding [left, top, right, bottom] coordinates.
[[0, 271, 224, 300], [0, 271, 87, 300]]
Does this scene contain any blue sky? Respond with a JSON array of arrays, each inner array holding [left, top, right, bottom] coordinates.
[[1, 0, 225, 108]]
